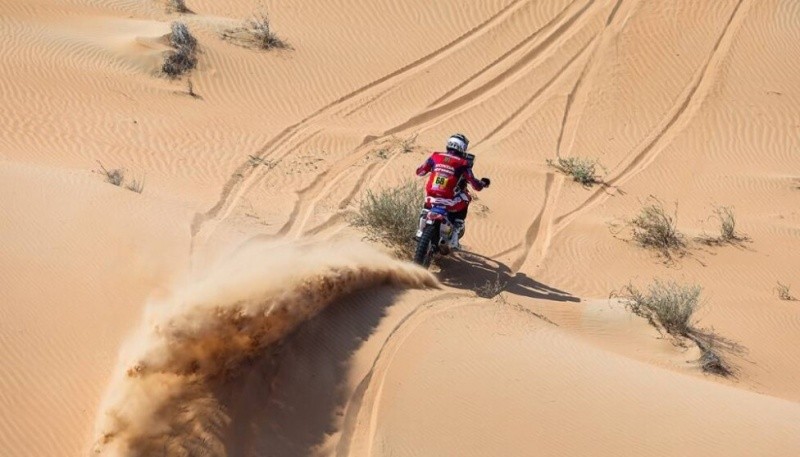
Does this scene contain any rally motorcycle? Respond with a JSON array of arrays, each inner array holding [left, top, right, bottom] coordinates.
[[413, 198, 464, 267], [413, 152, 479, 268]]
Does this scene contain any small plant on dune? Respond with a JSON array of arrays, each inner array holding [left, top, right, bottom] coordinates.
[[627, 198, 686, 259], [546, 156, 604, 186], [374, 148, 390, 159], [96, 161, 125, 187], [715, 205, 738, 241], [162, 22, 198, 78], [352, 180, 424, 251], [166, 0, 190, 14], [397, 134, 419, 154], [775, 282, 796, 301], [615, 279, 739, 376], [95, 161, 145, 194], [126, 175, 145, 194], [698, 205, 747, 245], [222, 10, 288, 50], [371, 135, 418, 160], [620, 280, 701, 336], [247, 12, 288, 49]]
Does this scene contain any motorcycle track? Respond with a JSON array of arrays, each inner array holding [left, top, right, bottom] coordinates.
[[188, 0, 533, 251], [552, 0, 751, 233], [499, 0, 628, 272], [289, 0, 610, 240]]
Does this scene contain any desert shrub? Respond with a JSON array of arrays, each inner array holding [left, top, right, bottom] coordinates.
[[96, 161, 124, 186], [616, 279, 737, 376], [222, 11, 288, 50], [397, 134, 418, 154], [352, 180, 423, 249], [546, 156, 604, 186], [166, 0, 190, 13], [126, 176, 145, 194], [698, 205, 746, 245], [776, 282, 796, 301], [246, 12, 287, 49], [372, 135, 418, 160], [95, 161, 146, 193], [715, 206, 737, 241], [619, 280, 700, 335], [162, 22, 197, 78], [696, 340, 729, 376], [628, 200, 685, 257]]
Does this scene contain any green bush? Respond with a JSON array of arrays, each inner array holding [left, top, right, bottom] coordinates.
[[353, 180, 423, 250]]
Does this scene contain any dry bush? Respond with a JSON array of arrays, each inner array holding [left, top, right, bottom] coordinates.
[[222, 11, 288, 50], [166, 0, 190, 13], [619, 280, 700, 335], [546, 156, 604, 186], [396, 134, 418, 154], [628, 199, 686, 258], [95, 161, 146, 193], [372, 135, 418, 160], [126, 176, 145, 194], [352, 180, 423, 251], [162, 22, 198, 78], [698, 205, 747, 245], [96, 161, 124, 186], [775, 282, 796, 301], [616, 279, 739, 376]]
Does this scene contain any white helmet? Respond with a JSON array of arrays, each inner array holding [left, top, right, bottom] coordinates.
[[446, 133, 469, 155]]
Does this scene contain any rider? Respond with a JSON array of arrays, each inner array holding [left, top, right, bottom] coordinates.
[[415, 133, 490, 247]]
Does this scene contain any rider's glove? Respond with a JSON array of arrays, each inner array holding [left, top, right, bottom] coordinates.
[[480, 177, 491, 188]]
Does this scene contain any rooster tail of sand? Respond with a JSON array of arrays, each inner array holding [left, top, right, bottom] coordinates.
[[91, 240, 437, 456]]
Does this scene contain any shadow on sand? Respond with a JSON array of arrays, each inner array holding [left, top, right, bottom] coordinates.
[[436, 251, 579, 302], [214, 252, 576, 456], [215, 286, 405, 456]]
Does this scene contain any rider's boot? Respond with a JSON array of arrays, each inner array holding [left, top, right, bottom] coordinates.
[[451, 219, 465, 250], [454, 219, 466, 239]]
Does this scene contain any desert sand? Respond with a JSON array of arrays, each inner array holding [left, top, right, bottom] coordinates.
[[1, 0, 799, 456]]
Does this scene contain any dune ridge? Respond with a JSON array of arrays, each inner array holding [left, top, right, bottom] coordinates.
[[91, 240, 436, 456]]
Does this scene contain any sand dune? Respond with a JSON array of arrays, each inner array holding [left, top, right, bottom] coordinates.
[[1, 0, 799, 456]]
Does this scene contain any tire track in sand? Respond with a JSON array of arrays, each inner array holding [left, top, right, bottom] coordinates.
[[189, 0, 531, 250], [494, 0, 627, 272], [280, 1, 605, 238], [552, 0, 751, 234], [336, 295, 555, 455], [294, 1, 614, 238], [384, 0, 597, 137]]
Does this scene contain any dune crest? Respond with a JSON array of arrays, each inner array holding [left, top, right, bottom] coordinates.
[[91, 240, 437, 456]]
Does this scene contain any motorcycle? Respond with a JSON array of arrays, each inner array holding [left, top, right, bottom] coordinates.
[[413, 153, 487, 268], [413, 197, 465, 268]]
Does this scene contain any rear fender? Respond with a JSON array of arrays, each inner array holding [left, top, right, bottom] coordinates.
[[426, 207, 447, 224]]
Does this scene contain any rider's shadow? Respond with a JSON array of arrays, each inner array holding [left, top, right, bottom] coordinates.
[[436, 251, 579, 303]]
